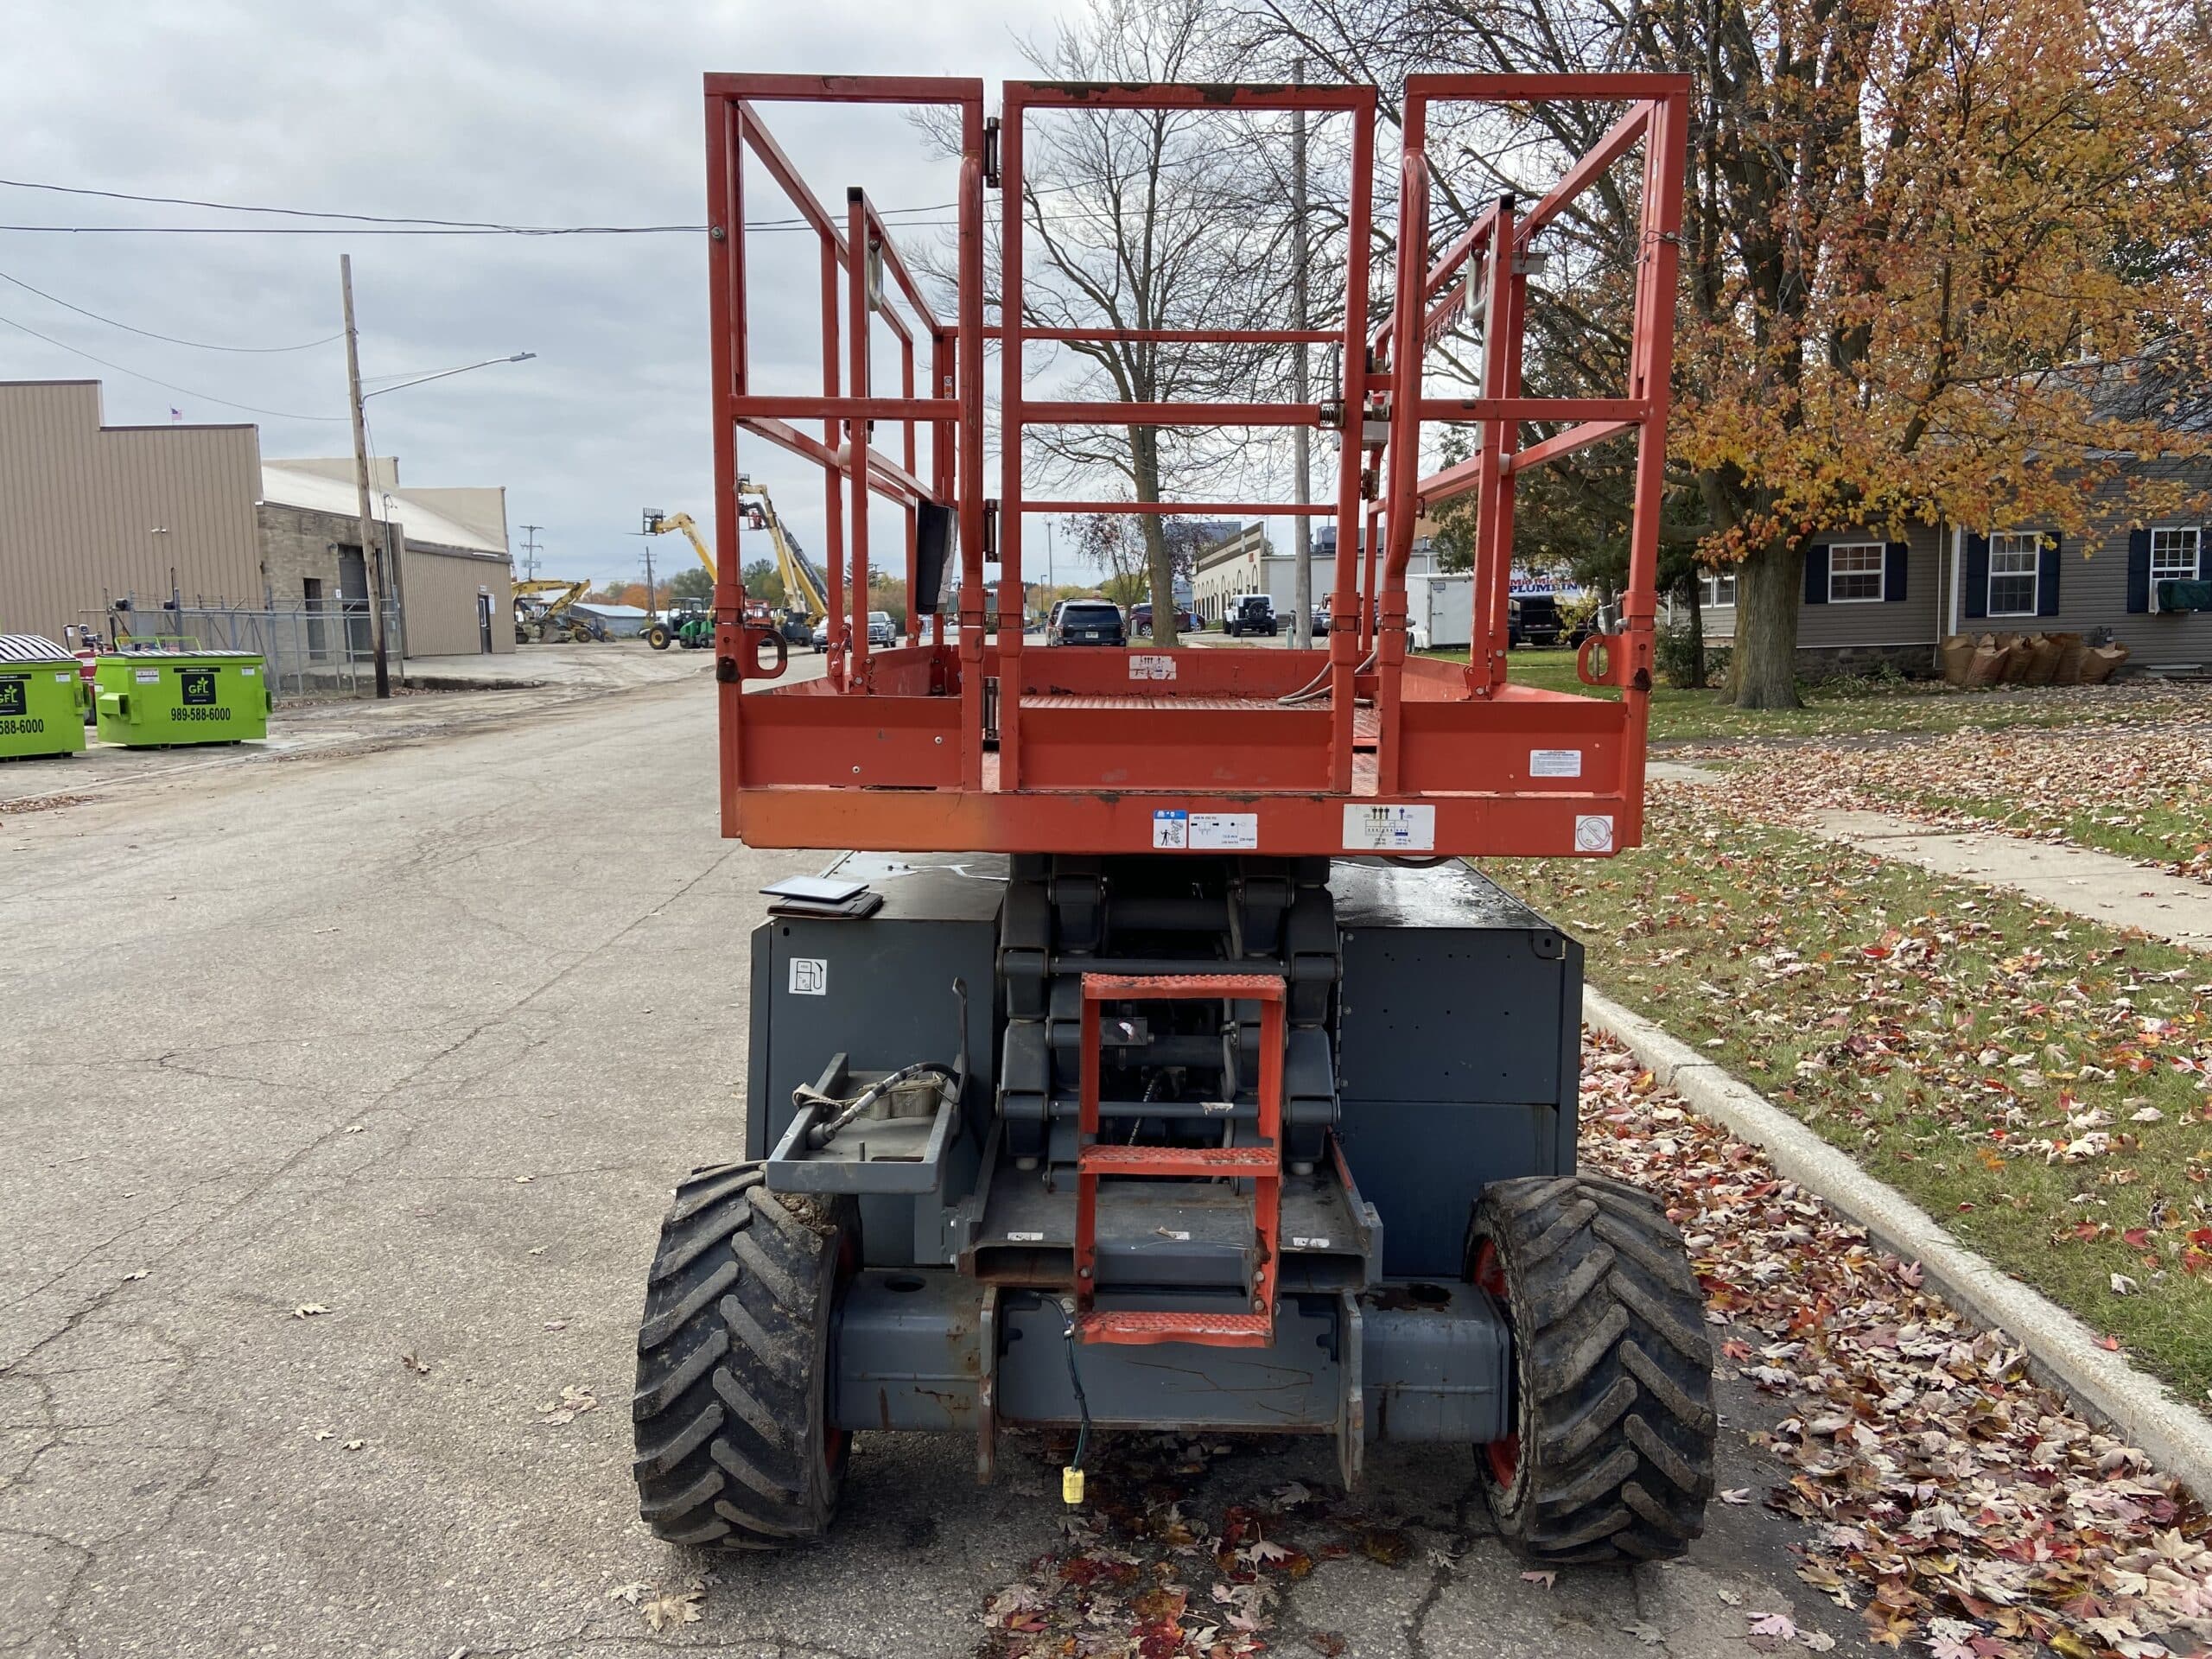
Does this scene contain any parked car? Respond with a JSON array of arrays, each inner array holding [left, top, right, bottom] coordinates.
[[810, 620, 830, 652], [1224, 593, 1278, 637], [1313, 598, 1379, 638], [1507, 594, 1587, 649], [1129, 602, 1200, 637], [867, 610, 896, 646], [1046, 598, 1126, 646]]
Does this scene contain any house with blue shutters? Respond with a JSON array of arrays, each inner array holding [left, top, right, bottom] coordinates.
[[1695, 458, 2212, 677]]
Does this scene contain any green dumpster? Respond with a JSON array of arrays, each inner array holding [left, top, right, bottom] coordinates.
[[0, 634, 91, 760], [95, 650, 272, 747]]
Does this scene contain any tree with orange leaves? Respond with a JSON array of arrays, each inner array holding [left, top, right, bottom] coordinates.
[[1255, 0, 2212, 705]]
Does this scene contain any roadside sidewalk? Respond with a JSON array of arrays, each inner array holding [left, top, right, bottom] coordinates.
[[1806, 807, 2212, 950]]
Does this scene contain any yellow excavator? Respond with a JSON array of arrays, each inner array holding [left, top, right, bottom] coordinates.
[[640, 486, 830, 651], [512, 578, 596, 645]]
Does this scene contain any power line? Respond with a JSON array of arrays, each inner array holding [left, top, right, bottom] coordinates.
[[0, 268, 340, 353], [0, 174, 1147, 239], [0, 309, 348, 422], [0, 175, 697, 234]]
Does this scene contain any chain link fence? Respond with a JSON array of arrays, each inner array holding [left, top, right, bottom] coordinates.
[[77, 599, 404, 700]]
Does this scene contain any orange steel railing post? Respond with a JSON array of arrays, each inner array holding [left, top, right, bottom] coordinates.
[[1325, 93, 1376, 792], [1467, 194, 1518, 697], [902, 330, 918, 646], [1618, 89, 1688, 847], [708, 91, 745, 833], [820, 231, 847, 688], [957, 105, 987, 789], [847, 188, 874, 692], [1375, 91, 1429, 796], [995, 91, 1026, 789]]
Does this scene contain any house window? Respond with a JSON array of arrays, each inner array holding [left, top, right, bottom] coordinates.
[[2151, 527, 2202, 592], [1700, 572, 1737, 608], [1987, 531, 2041, 616], [1827, 543, 1885, 602]]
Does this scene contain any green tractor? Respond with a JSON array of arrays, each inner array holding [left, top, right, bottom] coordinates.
[[643, 605, 715, 651]]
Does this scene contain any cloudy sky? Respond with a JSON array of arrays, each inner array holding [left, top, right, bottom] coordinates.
[[0, 0, 1071, 588]]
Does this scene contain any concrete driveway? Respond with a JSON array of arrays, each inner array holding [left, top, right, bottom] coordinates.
[[0, 663, 1863, 1658]]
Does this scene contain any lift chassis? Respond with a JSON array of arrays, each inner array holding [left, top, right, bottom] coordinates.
[[632, 73, 1714, 1566]]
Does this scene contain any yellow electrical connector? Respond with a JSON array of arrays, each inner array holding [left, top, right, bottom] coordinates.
[[1062, 1465, 1086, 1505]]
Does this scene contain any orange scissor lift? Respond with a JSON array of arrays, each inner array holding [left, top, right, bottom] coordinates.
[[631, 72, 1716, 1567]]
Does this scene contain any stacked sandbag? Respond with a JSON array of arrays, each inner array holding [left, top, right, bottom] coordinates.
[[1964, 634, 2012, 686], [2079, 642, 2130, 684], [1940, 633, 1977, 686], [2022, 633, 2071, 685]]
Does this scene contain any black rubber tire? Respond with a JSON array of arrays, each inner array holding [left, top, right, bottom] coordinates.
[[645, 625, 672, 651], [1468, 1173, 1715, 1565], [631, 1162, 855, 1549]]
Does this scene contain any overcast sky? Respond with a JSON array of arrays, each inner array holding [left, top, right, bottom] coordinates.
[[0, 0, 1074, 588]]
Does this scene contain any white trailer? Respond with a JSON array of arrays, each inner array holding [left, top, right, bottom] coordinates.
[[1404, 571, 1473, 652]]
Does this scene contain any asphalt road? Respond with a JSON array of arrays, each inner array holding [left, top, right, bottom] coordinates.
[[0, 661, 1866, 1658]]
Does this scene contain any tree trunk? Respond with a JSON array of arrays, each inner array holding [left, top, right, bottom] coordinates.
[[1683, 577, 1705, 690], [1128, 425, 1179, 647], [1728, 542, 1804, 709]]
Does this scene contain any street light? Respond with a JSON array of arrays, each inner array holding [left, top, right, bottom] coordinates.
[[362, 353, 537, 402]]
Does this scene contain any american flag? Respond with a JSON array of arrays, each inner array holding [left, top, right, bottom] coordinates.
[[169, 408, 182, 422]]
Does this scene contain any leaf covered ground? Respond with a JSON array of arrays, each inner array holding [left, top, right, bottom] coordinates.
[[1583, 1039, 2212, 1659], [1491, 786, 2212, 1406], [965, 1039, 2212, 1659], [1491, 652, 2211, 743], [1700, 718, 2212, 884]]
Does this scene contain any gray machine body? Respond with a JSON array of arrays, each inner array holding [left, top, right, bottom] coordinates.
[[745, 851, 1581, 1456]]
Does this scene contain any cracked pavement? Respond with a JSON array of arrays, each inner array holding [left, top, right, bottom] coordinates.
[[1, 658, 1871, 1657]]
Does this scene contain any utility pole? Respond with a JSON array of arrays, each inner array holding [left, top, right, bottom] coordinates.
[[642, 539, 658, 618], [340, 255, 391, 699], [1290, 58, 1313, 652], [518, 524, 543, 581]]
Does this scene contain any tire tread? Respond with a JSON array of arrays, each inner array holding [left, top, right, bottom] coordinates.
[[1470, 1173, 1715, 1566]]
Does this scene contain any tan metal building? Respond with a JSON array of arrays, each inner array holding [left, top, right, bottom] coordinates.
[[259, 459, 513, 658], [0, 379, 513, 660], [0, 380, 263, 641]]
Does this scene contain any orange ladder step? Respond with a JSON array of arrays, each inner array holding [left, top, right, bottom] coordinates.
[[1074, 971, 1286, 1347], [1077, 1310, 1276, 1347], [1078, 1144, 1276, 1178]]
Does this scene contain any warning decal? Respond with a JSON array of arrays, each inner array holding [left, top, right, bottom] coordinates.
[[1574, 814, 1615, 853], [1344, 804, 1436, 852]]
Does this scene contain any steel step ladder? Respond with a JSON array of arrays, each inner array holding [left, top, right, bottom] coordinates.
[[1071, 971, 1284, 1347]]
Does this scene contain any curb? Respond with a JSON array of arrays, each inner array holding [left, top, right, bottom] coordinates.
[[1583, 986, 2212, 1504]]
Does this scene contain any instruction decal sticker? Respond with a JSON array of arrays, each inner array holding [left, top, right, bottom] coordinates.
[[1190, 812, 1257, 850], [787, 957, 829, 995], [1344, 804, 1436, 852]]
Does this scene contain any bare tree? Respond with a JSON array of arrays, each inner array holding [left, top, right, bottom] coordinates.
[[924, 0, 1304, 646]]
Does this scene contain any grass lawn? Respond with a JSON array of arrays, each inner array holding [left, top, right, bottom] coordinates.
[[1487, 787, 2212, 1408], [1425, 646, 2210, 742], [1707, 721, 2212, 883]]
